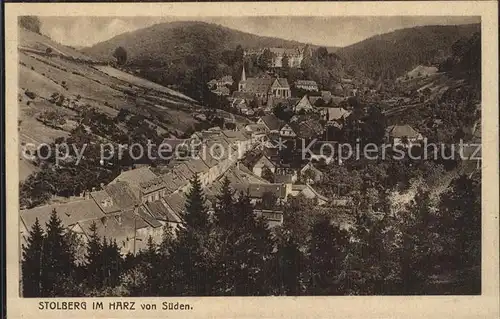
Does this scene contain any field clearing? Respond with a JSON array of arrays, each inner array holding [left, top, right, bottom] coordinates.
[[93, 65, 197, 103], [20, 54, 123, 115], [19, 28, 95, 61], [17, 29, 210, 182]]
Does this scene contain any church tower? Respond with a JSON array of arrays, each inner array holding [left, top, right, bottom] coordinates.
[[238, 65, 246, 91]]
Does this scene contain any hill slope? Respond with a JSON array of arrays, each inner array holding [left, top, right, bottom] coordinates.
[[18, 28, 209, 181], [337, 24, 480, 81], [82, 21, 313, 63]]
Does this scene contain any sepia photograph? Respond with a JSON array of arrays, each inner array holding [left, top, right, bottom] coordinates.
[[15, 14, 485, 299]]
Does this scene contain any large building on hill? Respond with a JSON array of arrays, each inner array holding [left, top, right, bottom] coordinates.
[[244, 46, 311, 68], [269, 47, 305, 68]]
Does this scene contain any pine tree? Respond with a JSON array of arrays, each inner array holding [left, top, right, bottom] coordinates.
[[21, 218, 45, 297], [214, 177, 235, 230], [182, 174, 210, 231], [84, 221, 102, 290], [103, 239, 123, 289], [157, 223, 176, 296], [307, 216, 350, 295], [274, 238, 305, 296], [41, 209, 76, 297], [227, 193, 274, 295], [135, 236, 160, 296], [171, 173, 215, 295]]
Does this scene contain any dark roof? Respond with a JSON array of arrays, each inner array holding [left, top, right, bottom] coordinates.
[[183, 158, 210, 175], [104, 182, 141, 211], [120, 209, 149, 230], [241, 77, 274, 94], [91, 190, 121, 214], [20, 199, 105, 231], [247, 183, 287, 199], [145, 200, 182, 223], [164, 192, 187, 216], [259, 114, 284, 131], [290, 119, 324, 139], [137, 206, 162, 228], [139, 176, 166, 193]]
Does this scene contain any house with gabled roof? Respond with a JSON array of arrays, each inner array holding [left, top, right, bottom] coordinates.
[[104, 181, 141, 211], [324, 107, 351, 123], [385, 124, 424, 147], [247, 183, 288, 206], [289, 184, 329, 206], [299, 162, 324, 184], [293, 95, 315, 113], [279, 123, 297, 138], [270, 78, 291, 99], [257, 114, 284, 132], [91, 189, 121, 215], [110, 166, 166, 203], [252, 153, 277, 177]]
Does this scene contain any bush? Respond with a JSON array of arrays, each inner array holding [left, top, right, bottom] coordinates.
[[19, 16, 41, 34], [25, 90, 36, 99]]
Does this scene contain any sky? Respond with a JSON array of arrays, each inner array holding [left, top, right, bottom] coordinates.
[[40, 16, 480, 48]]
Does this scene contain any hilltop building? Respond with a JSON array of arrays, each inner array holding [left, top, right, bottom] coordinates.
[[245, 46, 311, 68]]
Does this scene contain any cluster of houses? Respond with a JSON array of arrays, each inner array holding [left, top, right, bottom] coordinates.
[[20, 123, 339, 257]]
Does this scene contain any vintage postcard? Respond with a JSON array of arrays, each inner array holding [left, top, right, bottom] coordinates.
[[4, 1, 499, 318]]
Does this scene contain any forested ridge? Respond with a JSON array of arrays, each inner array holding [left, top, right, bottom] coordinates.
[[337, 24, 480, 81]]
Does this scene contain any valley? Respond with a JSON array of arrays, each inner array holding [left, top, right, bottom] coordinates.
[[18, 16, 482, 297]]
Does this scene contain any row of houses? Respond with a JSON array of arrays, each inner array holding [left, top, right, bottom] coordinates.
[[20, 128, 256, 256]]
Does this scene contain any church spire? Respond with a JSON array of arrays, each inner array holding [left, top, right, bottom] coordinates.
[[241, 64, 246, 82]]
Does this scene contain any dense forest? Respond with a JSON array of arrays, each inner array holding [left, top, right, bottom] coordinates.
[[81, 22, 481, 102], [337, 24, 480, 81], [82, 21, 314, 63]]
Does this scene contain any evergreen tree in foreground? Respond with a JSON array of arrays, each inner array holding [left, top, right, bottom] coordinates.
[[22, 218, 44, 297], [212, 178, 276, 295], [101, 237, 123, 289], [40, 209, 76, 296], [84, 221, 103, 290], [307, 216, 350, 295], [171, 174, 216, 295]]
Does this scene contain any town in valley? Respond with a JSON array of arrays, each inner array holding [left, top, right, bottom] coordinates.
[[18, 16, 481, 297]]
